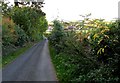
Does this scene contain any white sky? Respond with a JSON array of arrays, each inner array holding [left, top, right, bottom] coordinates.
[[42, 0, 119, 22], [8, 0, 120, 22]]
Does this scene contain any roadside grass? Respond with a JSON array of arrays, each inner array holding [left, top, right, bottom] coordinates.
[[2, 42, 34, 68], [49, 44, 77, 82]]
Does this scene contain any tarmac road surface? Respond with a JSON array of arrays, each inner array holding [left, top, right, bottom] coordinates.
[[2, 39, 57, 81]]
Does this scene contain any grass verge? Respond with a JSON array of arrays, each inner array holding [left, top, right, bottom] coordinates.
[[49, 44, 78, 82], [2, 42, 34, 68]]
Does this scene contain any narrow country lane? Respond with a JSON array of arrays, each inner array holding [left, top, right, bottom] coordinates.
[[2, 39, 57, 81]]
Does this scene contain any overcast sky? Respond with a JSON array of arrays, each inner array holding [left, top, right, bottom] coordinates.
[[8, 0, 119, 22], [42, 0, 119, 22]]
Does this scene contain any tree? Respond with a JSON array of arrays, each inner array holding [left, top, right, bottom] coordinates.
[[14, 0, 44, 8], [12, 2, 47, 41]]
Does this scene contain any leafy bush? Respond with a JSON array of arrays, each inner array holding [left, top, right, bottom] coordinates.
[[2, 16, 18, 55], [2, 16, 18, 45], [2, 1, 48, 56], [11, 6, 48, 41], [49, 19, 120, 82], [14, 25, 29, 46], [49, 20, 65, 53], [75, 65, 119, 82]]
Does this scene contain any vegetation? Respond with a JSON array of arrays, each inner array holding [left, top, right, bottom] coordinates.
[[2, 43, 33, 67], [1, 0, 120, 82], [49, 19, 120, 82], [1, 1, 48, 66]]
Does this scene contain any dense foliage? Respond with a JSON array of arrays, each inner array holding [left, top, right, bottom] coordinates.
[[49, 20, 64, 53], [11, 6, 47, 41], [2, 1, 48, 56], [49, 19, 120, 82]]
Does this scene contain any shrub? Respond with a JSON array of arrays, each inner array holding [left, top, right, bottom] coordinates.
[[49, 20, 65, 53], [49, 19, 120, 82], [2, 16, 18, 55], [14, 25, 29, 47], [2, 16, 18, 45], [11, 7, 48, 41]]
